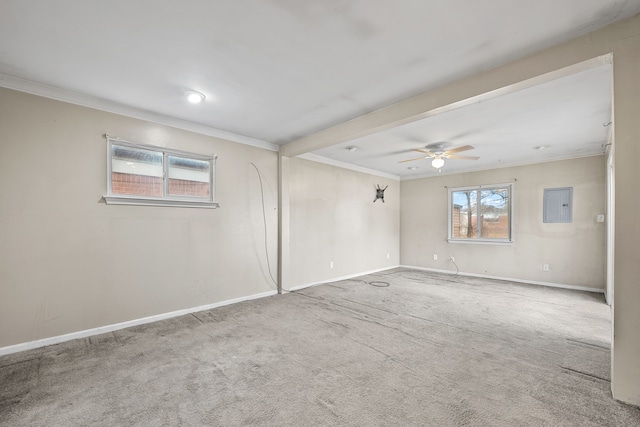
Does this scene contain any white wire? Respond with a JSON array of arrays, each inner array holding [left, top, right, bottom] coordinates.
[[451, 259, 460, 275], [250, 162, 278, 287]]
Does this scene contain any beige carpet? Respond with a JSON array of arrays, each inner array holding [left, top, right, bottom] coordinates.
[[1, 269, 639, 426]]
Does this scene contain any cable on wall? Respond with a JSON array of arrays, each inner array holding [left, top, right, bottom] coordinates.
[[450, 258, 460, 275], [250, 162, 278, 288], [251, 160, 390, 292]]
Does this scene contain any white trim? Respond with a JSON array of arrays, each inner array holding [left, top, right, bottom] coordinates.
[[1, 266, 604, 356], [103, 195, 220, 208], [447, 239, 513, 245], [297, 153, 400, 181], [400, 265, 605, 294], [606, 137, 614, 306], [285, 266, 399, 292], [0, 73, 279, 152], [401, 153, 605, 181], [0, 290, 277, 357]]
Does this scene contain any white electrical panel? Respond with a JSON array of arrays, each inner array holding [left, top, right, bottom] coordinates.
[[543, 187, 573, 223]]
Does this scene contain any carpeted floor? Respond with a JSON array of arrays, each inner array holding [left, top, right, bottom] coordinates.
[[1, 269, 639, 426]]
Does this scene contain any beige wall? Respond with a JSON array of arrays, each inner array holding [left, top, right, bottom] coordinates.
[[401, 157, 606, 289], [0, 87, 278, 348], [3, 14, 640, 406], [281, 14, 640, 406], [611, 27, 640, 406], [284, 158, 399, 288]]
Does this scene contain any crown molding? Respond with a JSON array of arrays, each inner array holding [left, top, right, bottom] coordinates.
[[297, 153, 400, 181], [0, 73, 279, 152], [400, 152, 605, 181]]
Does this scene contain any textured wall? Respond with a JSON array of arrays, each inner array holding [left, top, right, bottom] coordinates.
[[285, 158, 399, 288], [0, 87, 278, 347], [401, 156, 606, 289]]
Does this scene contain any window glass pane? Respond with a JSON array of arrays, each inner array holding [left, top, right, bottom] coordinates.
[[167, 155, 211, 198], [452, 190, 477, 239], [480, 188, 510, 239], [111, 144, 163, 196]]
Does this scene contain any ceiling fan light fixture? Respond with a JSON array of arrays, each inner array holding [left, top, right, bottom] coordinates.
[[431, 157, 445, 168]]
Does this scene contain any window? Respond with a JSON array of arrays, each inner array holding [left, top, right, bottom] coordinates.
[[448, 183, 513, 243], [103, 137, 218, 208]]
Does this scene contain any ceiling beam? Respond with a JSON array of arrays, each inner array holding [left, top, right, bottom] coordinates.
[[280, 34, 615, 158]]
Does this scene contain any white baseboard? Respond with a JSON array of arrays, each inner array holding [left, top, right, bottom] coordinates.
[[1, 266, 603, 356], [0, 290, 277, 357], [399, 265, 605, 294], [285, 265, 399, 292]]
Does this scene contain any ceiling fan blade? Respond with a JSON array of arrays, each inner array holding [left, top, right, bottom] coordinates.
[[398, 156, 428, 163], [413, 148, 435, 156], [447, 154, 480, 160], [444, 145, 475, 154]]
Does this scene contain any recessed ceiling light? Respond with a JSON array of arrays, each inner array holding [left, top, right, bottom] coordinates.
[[186, 90, 206, 104], [533, 145, 549, 151], [345, 146, 359, 152]]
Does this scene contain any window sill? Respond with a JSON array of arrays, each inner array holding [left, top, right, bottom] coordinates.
[[103, 195, 219, 209], [447, 239, 513, 246]]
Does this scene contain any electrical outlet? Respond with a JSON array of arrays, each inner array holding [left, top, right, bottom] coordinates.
[[543, 264, 549, 271], [330, 261, 334, 269], [433, 254, 438, 260], [450, 256, 455, 262]]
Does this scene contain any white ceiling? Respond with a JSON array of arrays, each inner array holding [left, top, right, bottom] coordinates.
[[0, 1, 636, 176], [311, 64, 613, 178]]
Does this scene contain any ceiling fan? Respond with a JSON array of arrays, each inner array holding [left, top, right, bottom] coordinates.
[[399, 144, 479, 168]]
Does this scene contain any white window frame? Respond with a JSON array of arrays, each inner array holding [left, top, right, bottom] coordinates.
[[103, 136, 219, 208], [447, 182, 514, 245]]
